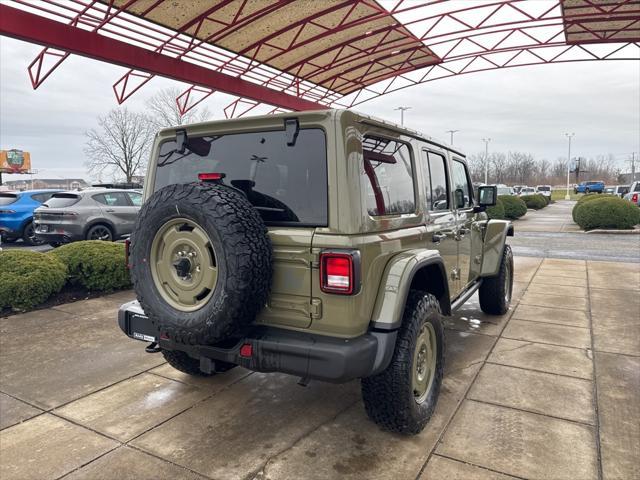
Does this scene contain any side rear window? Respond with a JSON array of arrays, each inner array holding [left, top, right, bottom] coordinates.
[[451, 159, 473, 208], [93, 192, 130, 206], [361, 135, 415, 216], [31, 193, 55, 203], [127, 192, 143, 206], [43, 194, 80, 208], [0, 193, 18, 206], [424, 151, 449, 211]]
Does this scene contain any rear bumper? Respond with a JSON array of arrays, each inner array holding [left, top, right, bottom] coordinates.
[[118, 300, 396, 383], [34, 224, 84, 243]]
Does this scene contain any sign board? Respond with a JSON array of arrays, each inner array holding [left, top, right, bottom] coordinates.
[[0, 149, 31, 173]]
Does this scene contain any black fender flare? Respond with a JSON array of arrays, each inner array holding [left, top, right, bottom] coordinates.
[[370, 250, 451, 332]]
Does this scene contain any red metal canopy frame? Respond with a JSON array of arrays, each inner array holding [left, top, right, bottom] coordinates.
[[0, 0, 638, 117]]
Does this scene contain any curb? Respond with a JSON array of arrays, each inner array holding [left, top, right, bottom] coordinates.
[[584, 228, 640, 234]]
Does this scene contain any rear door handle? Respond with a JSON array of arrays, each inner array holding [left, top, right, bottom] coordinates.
[[105, 209, 115, 213]]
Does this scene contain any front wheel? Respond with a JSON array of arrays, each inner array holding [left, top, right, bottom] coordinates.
[[585, 188, 590, 194], [479, 244, 513, 315], [361, 291, 444, 435]]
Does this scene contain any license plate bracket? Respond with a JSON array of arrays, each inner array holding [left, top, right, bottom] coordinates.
[[126, 312, 158, 342]]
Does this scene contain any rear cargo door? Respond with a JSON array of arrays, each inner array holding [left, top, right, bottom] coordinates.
[[255, 228, 315, 329]]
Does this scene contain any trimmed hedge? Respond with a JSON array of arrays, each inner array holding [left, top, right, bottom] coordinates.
[[522, 194, 547, 210], [498, 195, 527, 219], [572, 193, 617, 222], [0, 250, 67, 310], [50, 241, 131, 291], [486, 197, 505, 219], [574, 197, 640, 230]]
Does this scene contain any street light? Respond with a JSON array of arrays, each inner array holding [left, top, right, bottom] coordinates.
[[564, 133, 575, 200], [394, 106, 411, 126], [482, 138, 491, 184], [446, 129, 459, 145]]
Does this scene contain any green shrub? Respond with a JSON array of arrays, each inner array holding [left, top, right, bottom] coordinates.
[[574, 197, 640, 230], [486, 197, 505, 219], [572, 193, 616, 222], [51, 241, 131, 291], [499, 195, 527, 219], [0, 250, 67, 310], [522, 194, 547, 210]]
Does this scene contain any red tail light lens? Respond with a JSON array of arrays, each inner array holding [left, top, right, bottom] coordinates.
[[632, 193, 638, 203], [320, 252, 359, 294], [198, 172, 225, 182]]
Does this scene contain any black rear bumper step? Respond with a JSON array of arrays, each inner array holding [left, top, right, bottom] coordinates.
[[118, 301, 395, 383]]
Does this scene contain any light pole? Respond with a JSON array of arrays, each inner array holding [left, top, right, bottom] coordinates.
[[482, 138, 491, 184], [446, 129, 459, 145], [394, 106, 411, 125], [564, 133, 575, 200]]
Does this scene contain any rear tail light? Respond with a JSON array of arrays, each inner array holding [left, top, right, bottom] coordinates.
[[632, 193, 638, 204], [320, 251, 360, 295], [125, 239, 131, 269], [198, 172, 225, 182]]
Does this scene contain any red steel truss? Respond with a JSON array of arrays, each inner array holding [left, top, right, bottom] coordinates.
[[0, 0, 638, 117]]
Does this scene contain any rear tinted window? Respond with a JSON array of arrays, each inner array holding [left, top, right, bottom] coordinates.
[[154, 129, 327, 226], [361, 136, 415, 216], [44, 194, 80, 208], [537, 186, 550, 191], [0, 194, 18, 206]]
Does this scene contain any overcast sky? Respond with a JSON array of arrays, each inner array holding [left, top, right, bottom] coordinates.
[[1, 35, 638, 182]]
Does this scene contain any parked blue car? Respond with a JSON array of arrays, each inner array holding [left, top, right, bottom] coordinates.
[[574, 181, 605, 194], [0, 189, 62, 245]]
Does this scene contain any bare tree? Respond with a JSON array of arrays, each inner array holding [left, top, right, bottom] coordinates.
[[491, 152, 508, 184], [146, 87, 211, 130], [84, 108, 153, 182]]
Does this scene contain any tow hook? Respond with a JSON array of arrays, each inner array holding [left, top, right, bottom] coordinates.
[[145, 342, 161, 353]]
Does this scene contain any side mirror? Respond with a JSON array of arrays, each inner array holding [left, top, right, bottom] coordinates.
[[478, 185, 497, 207]]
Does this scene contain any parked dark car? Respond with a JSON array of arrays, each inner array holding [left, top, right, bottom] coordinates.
[[0, 189, 62, 245], [34, 188, 142, 246]]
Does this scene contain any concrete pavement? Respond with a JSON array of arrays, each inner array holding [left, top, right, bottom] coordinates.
[[1, 257, 638, 480], [508, 200, 640, 262]]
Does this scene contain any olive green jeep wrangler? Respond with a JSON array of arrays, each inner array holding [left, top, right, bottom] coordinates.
[[118, 109, 513, 434]]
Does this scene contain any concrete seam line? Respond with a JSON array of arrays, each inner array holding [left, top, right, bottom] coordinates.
[[414, 256, 545, 480]]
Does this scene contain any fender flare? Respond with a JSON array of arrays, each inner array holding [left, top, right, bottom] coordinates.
[[370, 249, 450, 331], [481, 219, 510, 277]]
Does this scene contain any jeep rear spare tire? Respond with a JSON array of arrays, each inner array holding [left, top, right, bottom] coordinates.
[[130, 182, 272, 345]]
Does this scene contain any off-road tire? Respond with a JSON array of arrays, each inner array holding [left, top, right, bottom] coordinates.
[[361, 291, 445, 435], [479, 244, 513, 315], [130, 182, 272, 346]]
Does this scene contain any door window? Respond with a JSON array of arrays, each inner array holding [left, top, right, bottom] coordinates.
[[424, 151, 450, 211], [127, 192, 143, 206], [451, 160, 473, 208], [361, 136, 415, 216], [93, 192, 130, 206]]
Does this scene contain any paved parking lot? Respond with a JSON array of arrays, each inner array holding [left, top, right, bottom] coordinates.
[[1, 255, 638, 480]]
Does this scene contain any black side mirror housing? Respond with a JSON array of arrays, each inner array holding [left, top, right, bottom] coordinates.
[[478, 185, 497, 207]]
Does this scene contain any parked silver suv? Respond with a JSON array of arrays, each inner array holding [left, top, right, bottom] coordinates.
[[34, 188, 142, 245]]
